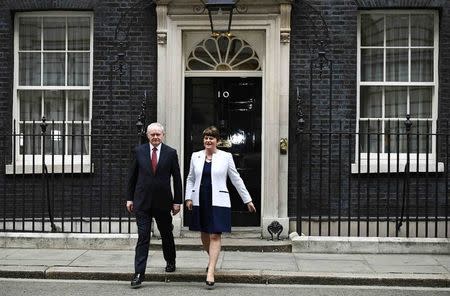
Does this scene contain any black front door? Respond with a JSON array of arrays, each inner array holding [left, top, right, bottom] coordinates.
[[184, 77, 262, 226]]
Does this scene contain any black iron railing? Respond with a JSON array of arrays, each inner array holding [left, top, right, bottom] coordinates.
[[295, 118, 450, 238], [2, 117, 449, 237], [0, 120, 143, 234]]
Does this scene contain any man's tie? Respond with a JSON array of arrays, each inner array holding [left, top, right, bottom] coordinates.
[[151, 147, 158, 174]]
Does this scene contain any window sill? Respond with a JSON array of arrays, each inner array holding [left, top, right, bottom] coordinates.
[[351, 161, 444, 174], [5, 163, 94, 175]]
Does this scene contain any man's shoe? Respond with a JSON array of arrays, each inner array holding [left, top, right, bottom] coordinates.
[[130, 273, 144, 288], [165, 261, 176, 272]]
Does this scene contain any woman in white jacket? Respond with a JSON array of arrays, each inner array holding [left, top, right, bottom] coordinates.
[[185, 126, 256, 289]]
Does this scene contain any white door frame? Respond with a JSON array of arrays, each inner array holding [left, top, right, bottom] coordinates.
[[156, 2, 291, 238]]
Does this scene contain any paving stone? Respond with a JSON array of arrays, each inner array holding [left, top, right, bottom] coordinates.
[[0, 249, 16, 259], [0, 259, 72, 266], [363, 254, 439, 266], [69, 250, 135, 267], [294, 253, 365, 261], [221, 258, 298, 271], [296, 259, 374, 273], [3, 249, 86, 261], [432, 255, 450, 270]]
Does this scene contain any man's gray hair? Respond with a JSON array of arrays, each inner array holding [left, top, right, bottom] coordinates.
[[147, 122, 165, 134]]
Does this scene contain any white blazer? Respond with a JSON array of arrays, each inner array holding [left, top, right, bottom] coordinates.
[[185, 149, 252, 208]]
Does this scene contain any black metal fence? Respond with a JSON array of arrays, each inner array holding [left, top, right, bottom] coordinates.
[[295, 118, 450, 238], [1, 119, 140, 234], [2, 117, 450, 238]]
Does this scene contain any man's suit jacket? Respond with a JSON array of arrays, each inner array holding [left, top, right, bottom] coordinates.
[[127, 143, 182, 211], [185, 149, 252, 208]]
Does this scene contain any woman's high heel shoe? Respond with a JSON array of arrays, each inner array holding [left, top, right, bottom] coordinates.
[[205, 280, 215, 290]]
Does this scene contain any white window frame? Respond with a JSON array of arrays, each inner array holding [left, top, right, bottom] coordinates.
[[7, 11, 94, 174], [353, 10, 442, 173]]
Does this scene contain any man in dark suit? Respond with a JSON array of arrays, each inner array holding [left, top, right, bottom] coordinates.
[[126, 122, 182, 289]]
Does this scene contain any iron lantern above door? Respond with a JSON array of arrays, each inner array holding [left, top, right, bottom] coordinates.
[[203, 0, 236, 36]]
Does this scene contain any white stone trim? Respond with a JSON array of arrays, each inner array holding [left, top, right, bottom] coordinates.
[[351, 160, 444, 174], [156, 1, 292, 238], [5, 163, 94, 175]]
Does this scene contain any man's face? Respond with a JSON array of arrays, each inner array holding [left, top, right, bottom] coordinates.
[[147, 127, 164, 147]]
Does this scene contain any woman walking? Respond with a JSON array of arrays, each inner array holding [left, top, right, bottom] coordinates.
[[185, 126, 256, 289]]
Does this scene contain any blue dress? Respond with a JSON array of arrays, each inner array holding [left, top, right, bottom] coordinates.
[[189, 160, 231, 233]]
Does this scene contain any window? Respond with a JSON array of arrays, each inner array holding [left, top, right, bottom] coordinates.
[[186, 35, 261, 71], [11, 12, 93, 173], [355, 11, 440, 173]]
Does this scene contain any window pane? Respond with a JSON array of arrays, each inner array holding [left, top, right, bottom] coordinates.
[[218, 35, 228, 62], [386, 14, 408, 47], [204, 38, 219, 61], [44, 123, 64, 155], [189, 46, 216, 70], [68, 90, 89, 121], [410, 120, 432, 153], [43, 17, 65, 50], [360, 86, 382, 118], [67, 123, 90, 155], [386, 48, 408, 81], [228, 38, 244, 63], [68, 17, 90, 50], [68, 53, 90, 86], [44, 90, 65, 121], [19, 123, 41, 155], [232, 47, 253, 66], [384, 120, 407, 153], [411, 14, 434, 46], [361, 49, 383, 81], [411, 49, 433, 82], [410, 86, 432, 118], [385, 86, 407, 118], [19, 52, 41, 86], [361, 14, 384, 46], [187, 58, 214, 70], [19, 90, 41, 121], [359, 120, 381, 153], [43, 53, 65, 85], [233, 58, 260, 70], [19, 17, 41, 50]]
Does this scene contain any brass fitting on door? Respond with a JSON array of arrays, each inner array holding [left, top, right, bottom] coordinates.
[[280, 138, 288, 155]]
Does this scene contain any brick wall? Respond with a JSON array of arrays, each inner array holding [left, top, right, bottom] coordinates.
[[288, 0, 450, 228], [1, 0, 449, 232], [0, 0, 157, 224]]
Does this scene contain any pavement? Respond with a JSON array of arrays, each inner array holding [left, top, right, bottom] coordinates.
[[0, 237, 449, 288]]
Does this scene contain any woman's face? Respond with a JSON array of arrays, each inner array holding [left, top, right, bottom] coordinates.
[[203, 135, 218, 150]]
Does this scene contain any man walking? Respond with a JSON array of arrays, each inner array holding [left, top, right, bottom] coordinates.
[[126, 122, 182, 288]]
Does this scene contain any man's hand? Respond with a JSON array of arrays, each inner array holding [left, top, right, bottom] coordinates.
[[126, 201, 134, 213], [172, 204, 181, 216], [185, 200, 193, 211]]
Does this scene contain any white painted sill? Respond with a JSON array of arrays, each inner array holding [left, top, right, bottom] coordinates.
[[351, 161, 444, 174], [5, 163, 94, 174]]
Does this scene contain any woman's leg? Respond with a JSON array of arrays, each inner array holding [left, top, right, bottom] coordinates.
[[201, 232, 210, 254], [207, 233, 221, 282]]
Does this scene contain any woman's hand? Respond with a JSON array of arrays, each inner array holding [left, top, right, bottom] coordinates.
[[185, 200, 193, 211], [246, 201, 256, 213]]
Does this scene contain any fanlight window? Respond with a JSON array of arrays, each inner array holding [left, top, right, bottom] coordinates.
[[186, 35, 261, 71]]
